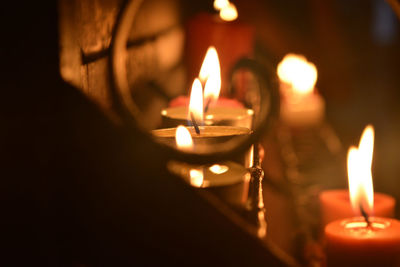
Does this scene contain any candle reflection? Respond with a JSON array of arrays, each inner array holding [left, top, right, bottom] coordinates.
[[209, 164, 229, 174], [189, 169, 205, 188]]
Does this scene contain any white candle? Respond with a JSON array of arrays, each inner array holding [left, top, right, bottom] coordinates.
[[277, 54, 325, 127]]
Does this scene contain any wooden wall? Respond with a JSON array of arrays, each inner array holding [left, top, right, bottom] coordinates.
[[58, 0, 186, 128]]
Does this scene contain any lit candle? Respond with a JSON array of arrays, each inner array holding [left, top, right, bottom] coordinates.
[[170, 47, 244, 109], [277, 54, 325, 127], [152, 125, 252, 167], [320, 125, 395, 226], [324, 125, 400, 266], [185, 1, 254, 95], [163, 47, 253, 129]]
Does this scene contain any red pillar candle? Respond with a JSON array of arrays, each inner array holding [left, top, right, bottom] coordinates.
[[186, 13, 254, 96], [325, 217, 400, 267], [320, 125, 396, 226], [319, 190, 395, 226], [324, 125, 400, 266]]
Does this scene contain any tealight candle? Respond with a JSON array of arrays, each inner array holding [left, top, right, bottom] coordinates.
[[325, 217, 400, 267], [163, 47, 253, 129], [277, 54, 325, 127], [152, 125, 251, 146], [152, 125, 252, 168], [161, 106, 254, 129]]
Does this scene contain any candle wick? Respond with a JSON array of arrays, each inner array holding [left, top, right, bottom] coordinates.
[[190, 112, 201, 135], [359, 203, 371, 227], [204, 98, 212, 113]]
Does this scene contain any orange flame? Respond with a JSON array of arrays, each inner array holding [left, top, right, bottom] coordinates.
[[199, 47, 221, 106], [214, 0, 238, 21], [175, 126, 193, 150], [347, 125, 375, 214], [190, 169, 204, 187], [188, 78, 204, 124], [277, 53, 318, 95]]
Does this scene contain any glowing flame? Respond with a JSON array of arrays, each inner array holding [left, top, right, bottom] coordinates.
[[209, 164, 229, 174], [214, 0, 229, 10], [190, 169, 204, 187], [220, 3, 238, 21], [175, 125, 193, 150], [204, 72, 222, 105], [214, 0, 238, 21], [199, 47, 221, 106], [188, 78, 204, 124], [199, 47, 221, 83], [347, 125, 375, 214], [277, 53, 318, 95]]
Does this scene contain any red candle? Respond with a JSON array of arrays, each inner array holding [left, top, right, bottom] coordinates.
[[320, 125, 396, 226], [320, 190, 395, 226], [185, 13, 254, 96], [325, 217, 400, 266], [324, 125, 400, 266]]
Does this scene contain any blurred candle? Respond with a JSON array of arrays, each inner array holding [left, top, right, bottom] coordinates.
[[277, 54, 325, 127], [324, 125, 400, 266], [320, 125, 395, 226], [186, 1, 254, 96]]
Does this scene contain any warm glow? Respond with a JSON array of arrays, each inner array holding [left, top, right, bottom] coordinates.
[[199, 47, 221, 105], [175, 125, 193, 150], [188, 78, 204, 124], [220, 3, 238, 21], [347, 125, 375, 214], [213, 0, 229, 10], [190, 169, 204, 187], [277, 53, 318, 95], [204, 72, 222, 104], [199, 47, 220, 83], [214, 0, 238, 21], [209, 164, 229, 174]]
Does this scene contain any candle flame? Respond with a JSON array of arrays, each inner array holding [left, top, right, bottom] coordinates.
[[188, 78, 204, 124], [214, 0, 238, 21], [214, 0, 229, 10], [199, 47, 221, 105], [204, 72, 222, 105], [190, 169, 204, 187], [277, 53, 318, 95], [175, 125, 193, 150], [199, 47, 221, 83], [347, 125, 375, 215]]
